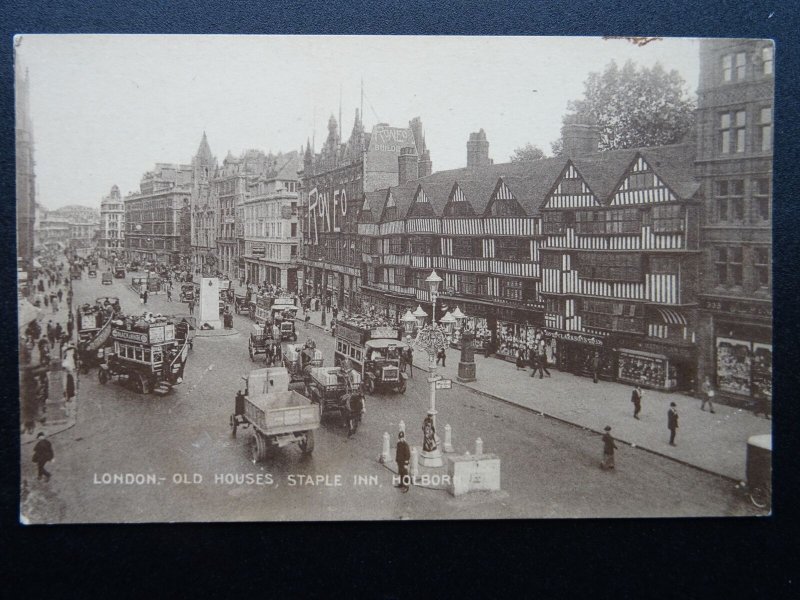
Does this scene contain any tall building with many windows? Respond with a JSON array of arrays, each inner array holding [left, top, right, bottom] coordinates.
[[99, 185, 125, 259], [695, 39, 774, 406], [242, 151, 301, 289], [124, 164, 192, 265]]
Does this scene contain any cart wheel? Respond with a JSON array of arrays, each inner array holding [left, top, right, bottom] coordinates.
[[396, 380, 407, 394], [366, 378, 375, 394], [299, 430, 315, 454], [750, 483, 771, 509], [98, 369, 108, 385], [230, 415, 238, 438], [250, 432, 261, 463]]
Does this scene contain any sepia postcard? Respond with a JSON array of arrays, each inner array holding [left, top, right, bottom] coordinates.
[[16, 35, 773, 523]]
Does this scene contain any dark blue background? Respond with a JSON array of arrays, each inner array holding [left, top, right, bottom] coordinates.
[[1, 1, 797, 596]]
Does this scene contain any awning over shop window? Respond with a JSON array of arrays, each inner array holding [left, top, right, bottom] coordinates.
[[654, 307, 687, 326]]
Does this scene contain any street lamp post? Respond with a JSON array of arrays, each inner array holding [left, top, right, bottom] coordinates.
[[413, 270, 447, 469]]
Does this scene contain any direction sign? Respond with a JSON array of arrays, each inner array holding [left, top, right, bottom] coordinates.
[[435, 379, 452, 390]]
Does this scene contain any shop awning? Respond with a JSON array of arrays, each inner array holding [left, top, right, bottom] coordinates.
[[654, 307, 687, 326]]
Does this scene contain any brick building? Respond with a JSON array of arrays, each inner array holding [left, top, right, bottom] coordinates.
[[299, 110, 431, 310], [695, 39, 774, 406]]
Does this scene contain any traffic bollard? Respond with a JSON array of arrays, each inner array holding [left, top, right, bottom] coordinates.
[[410, 446, 419, 478], [380, 432, 390, 464], [444, 424, 454, 452], [399, 420, 405, 434]]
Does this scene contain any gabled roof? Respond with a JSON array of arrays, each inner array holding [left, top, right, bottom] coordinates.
[[637, 144, 700, 200], [451, 179, 497, 215], [500, 160, 566, 215]]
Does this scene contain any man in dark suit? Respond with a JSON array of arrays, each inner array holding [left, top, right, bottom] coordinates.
[[395, 431, 410, 492], [32, 432, 54, 481], [631, 385, 643, 420], [668, 402, 679, 446]]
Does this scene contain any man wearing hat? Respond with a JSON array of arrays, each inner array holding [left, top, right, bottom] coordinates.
[[395, 431, 411, 492], [631, 385, 643, 420], [667, 402, 679, 446], [601, 426, 618, 470]]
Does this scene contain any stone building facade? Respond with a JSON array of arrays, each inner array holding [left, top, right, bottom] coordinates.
[[694, 39, 774, 406], [124, 164, 192, 265], [99, 185, 125, 259], [242, 152, 301, 290]]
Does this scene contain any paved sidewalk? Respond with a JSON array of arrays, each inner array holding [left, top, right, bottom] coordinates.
[[299, 309, 771, 481]]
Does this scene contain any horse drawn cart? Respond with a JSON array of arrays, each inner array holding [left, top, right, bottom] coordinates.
[[229, 367, 320, 461], [306, 365, 365, 434]]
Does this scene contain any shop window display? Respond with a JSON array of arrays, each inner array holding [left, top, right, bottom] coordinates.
[[452, 317, 488, 350], [495, 322, 540, 362], [617, 349, 675, 390], [751, 343, 772, 400], [715, 337, 752, 396]]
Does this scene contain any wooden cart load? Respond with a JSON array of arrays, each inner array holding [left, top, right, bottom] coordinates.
[[230, 367, 320, 461]]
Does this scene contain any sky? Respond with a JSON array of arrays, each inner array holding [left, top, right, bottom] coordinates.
[[16, 35, 701, 210]]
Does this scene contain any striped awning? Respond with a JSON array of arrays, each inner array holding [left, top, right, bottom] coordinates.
[[654, 307, 687, 325]]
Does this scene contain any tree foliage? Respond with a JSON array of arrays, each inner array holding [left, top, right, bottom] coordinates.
[[561, 60, 696, 151], [510, 143, 546, 163]]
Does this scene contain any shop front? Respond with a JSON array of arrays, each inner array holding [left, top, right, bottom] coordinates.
[[713, 321, 772, 402], [698, 297, 772, 407], [544, 329, 615, 380], [613, 337, 697, 393]]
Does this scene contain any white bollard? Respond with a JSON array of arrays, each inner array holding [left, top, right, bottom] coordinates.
[[380, 432, 390, 464], [475, 438, 483, 456], [410, 446, 419, 478], [444, 424, 454, 452], [399, 420, 405, 434]]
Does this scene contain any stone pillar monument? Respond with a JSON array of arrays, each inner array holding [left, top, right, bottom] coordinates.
[[198, 277, 222, 329], [457, 330, 477, 382]]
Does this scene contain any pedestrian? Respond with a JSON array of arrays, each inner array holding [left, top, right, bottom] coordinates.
[[143, 290, 148, 305], [600, 426, 617, 470], [395, 431, 410, 492], [166, 288, 172, 302], [436, 347, 446, 367], [57, 289, 63, 302], [753, 395, 771, 420], [64, 371, 76, 403], [668, 402, 679, 446], [66, 317, 74, 341], [32, 432, 54, 481], [516, 347, 526, 371], [55, 322, 63, 342], [631, 385, 643, 420], [529, 351, 541, 379], [539, 348, 551, 377], [405, 344, 414, 379], [46, 321, 55, 347], [188, 299, 194, 315], [591, 351, 600, 384], [700, 376, 716, 413]]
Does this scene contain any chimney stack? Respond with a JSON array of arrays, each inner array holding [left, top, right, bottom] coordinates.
[[398, 147, 419, 185], [467, 129, 490, 169], [561, 114, 601, 156]]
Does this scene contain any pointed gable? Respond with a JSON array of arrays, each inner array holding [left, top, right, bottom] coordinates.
[[407, 184, 435, 218], [485, 178, 525, 217], [443, 182, 476, 217], [543, 161, 601, 209], [610, 154, 677, 205]]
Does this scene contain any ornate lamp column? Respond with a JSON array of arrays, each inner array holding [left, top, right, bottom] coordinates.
[[414, 270, 446, 468]]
